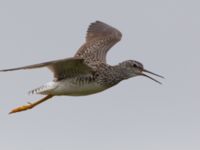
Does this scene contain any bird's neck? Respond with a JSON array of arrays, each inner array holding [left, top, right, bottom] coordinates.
[[99, 64, 131, 87], [112, 64, 132, 80], [94, 63, 131, 88]]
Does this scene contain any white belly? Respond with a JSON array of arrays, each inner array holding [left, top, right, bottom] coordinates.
[[35, 79, 106, 96]]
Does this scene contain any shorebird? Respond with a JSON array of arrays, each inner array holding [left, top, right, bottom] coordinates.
[[0, 21, 163, 114]]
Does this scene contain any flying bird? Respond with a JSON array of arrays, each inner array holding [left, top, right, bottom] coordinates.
[[0, 21, 164, 114]]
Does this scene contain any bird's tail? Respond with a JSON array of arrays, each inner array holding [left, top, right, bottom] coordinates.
[[28, 82, 57, 95]]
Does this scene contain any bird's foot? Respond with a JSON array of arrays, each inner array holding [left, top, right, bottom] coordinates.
[[9, 95, 53, 114], [9, 102, 34, 114]]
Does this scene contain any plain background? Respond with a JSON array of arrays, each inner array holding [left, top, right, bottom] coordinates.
[[0, 0, 199, 150]]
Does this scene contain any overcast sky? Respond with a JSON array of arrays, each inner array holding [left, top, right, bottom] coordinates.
[[0, 0, 199, 150]]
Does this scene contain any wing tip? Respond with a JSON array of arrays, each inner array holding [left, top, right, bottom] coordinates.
[[86, 20, 122, 41], [0, 68, 19, 72]]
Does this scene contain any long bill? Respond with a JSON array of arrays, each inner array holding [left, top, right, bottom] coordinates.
[[141, 69, 164, 84]]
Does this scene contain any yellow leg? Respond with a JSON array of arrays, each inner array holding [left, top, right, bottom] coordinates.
[[9, 95, 53, 114]]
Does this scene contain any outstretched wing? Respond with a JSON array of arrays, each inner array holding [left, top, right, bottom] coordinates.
[[74, 21, 122, 63], [0, 58, 94, 80]]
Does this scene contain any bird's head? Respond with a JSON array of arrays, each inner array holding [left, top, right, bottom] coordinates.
[[119, 60, 164, 84]]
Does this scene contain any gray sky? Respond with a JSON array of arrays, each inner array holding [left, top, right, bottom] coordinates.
[[0, 0, 199, 150]]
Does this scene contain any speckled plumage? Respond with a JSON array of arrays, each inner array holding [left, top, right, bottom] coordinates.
[[0, 21, 163, 114]]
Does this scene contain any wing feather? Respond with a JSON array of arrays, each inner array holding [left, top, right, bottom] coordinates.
[[0, 58, 94, 80], [75, 21, 122, 63]]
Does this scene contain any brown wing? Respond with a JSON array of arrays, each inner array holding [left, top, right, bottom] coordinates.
[[0, 58, 94, 80], [74, 21, 122, 63]]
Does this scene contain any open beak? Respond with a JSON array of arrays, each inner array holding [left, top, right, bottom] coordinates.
[[140, 69, 164, 84]]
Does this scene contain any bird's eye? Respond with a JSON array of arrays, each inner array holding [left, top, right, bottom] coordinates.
[[133, 64, 137, 68]]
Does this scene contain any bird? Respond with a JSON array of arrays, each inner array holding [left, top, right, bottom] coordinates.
[[0, 21, 164, 114]]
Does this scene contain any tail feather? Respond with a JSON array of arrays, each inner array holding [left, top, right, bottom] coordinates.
[[28, 82, 57, 95]]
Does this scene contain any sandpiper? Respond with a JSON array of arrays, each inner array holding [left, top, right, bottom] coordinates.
[[0, 21, 164, 114]]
